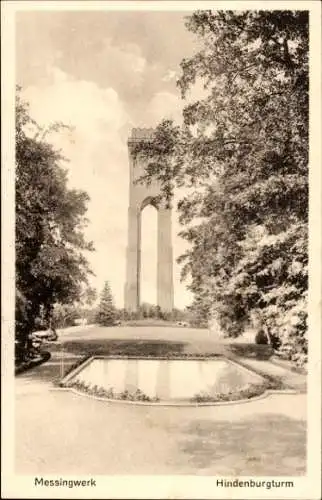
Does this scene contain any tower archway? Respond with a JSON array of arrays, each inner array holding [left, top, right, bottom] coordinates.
[[140, 202, 157, 307], [124, 128, 174, 313]]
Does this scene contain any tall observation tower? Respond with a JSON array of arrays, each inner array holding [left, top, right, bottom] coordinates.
[[124, 128, 174, 313]]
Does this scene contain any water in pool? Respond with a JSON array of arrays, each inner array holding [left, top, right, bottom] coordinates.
[[68, 357, 264, 402]]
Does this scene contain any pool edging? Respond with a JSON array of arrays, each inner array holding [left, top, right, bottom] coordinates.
[[60, 355, 95, 384]]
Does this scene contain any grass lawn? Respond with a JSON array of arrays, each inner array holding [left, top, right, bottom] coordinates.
[[56, 334, 287, 389], [18, 325, 307, 394], [28, 325, 306, 391]]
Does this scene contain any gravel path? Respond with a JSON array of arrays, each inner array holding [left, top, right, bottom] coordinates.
[[16, 376, 306, 476]]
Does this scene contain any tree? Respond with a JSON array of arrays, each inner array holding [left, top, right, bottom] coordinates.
[[15, 88, 94, 353], [81, 286, 97, 308], [134, 11, 308, 365], [51, 303, 80, 329], [75, 285, 98, 323], [96, 281, 116, 326]]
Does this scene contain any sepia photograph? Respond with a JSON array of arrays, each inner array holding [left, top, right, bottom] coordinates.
[[1, 1, 321, 499]]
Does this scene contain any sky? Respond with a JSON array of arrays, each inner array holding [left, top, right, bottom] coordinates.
[[16, 10, 203, 308]]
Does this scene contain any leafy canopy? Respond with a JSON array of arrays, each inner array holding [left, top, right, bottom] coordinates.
[[134, 10, 308, 365], [16, 88, 94, 343]]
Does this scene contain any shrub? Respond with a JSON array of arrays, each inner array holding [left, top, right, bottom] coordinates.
[[255, 297, 307, 367], [255, 330, 269, 345], [191, 383, 267, 403], [67, 381, 160, 402]]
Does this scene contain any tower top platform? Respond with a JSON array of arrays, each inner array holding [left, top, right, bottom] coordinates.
[[128, 128, 154, 142]]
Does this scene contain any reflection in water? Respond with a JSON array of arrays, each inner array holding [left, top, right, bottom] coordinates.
[[72, 358, 264, 401]]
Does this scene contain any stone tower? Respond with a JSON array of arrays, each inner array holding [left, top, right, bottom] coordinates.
[[124, 128, 174, 313]]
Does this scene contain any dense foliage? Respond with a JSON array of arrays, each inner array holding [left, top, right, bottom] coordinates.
[[96, 281, 116, 326], [134, 11, 308, 365], [117, 303, 189, 323], [16, 89, 94, 356], [51, 301, 98, 329]]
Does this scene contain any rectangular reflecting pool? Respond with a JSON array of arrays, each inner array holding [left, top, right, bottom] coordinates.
[[63, 357, 265, 403]]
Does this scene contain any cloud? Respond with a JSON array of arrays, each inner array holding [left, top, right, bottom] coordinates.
[[16, 11, 199, 128], [23, 67, 131, 305], [162, 69, 177, 82], [24, 66, 129, 132], [141, 78, 210, 129], [98, 38, 147, 86], [143, 91, 183, 126], [16, 11, 199, 309], [22, 66, 192, 309]]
